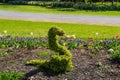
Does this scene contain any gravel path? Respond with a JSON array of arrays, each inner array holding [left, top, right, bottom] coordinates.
[[0, 10, 120, 26]]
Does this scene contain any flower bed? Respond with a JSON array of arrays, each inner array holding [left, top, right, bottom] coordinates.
[[0, 33, 120, 79]]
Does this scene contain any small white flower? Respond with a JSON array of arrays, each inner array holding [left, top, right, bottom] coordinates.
[[30, 32, 33, 36], [66, 35, 70, 38], [71, 35, 76, 39], [4, 30, 7, 34], [96, 32, 99, 36], [108, 49, 114, 52]]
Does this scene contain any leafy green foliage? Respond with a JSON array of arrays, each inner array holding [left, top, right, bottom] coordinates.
[[27, 27, 73, 73], [111, 50, 120, 63], [44, 55, 73, 73], [48, 27, 72, 57], [67, 40, 77, 49], [110, 45, 120, 63], [50, 2, 74, 8], [47, 26, 73, 73], [0, 71, 24, 80], [104, 38, 117, 49], [67, 41, 77, 49], [74, 3, 120, 11], [7, 1, 120, 11], [0, 36, 48, 49], [93, 39, 104, 51], [26, 59, 48, 66]]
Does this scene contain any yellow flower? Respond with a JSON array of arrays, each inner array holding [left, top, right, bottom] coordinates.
[[66, 35, 70, 38], [71, 35, 76, 39], [100, 40, 103, 42], [96, 32, 98, 36], [30, 32, 33, 36], [4, 30, 7, 34]]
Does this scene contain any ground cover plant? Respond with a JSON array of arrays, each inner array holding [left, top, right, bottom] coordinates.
[[0, 3, 120, 16]]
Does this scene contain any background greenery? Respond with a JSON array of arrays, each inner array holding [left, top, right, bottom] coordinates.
[[0, 4, 120, 16]]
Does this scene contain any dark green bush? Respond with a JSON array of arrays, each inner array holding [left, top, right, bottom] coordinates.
[[7, 1, 120, 11], [8, 1, 74, 8], [0, 0, 9, 3], [74, 3, 120, 11], [51, 2, 74, 8], [110, 50, 120, 63], [110, 45, 120, 63], [8, 0, 28, 5]]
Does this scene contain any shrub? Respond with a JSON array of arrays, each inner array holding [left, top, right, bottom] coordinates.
[[0, 71, 24, 80], [110, 45, 120, 63], [48, 26, 73, 73], [73, 3, 120, 11], [8, 0, 28, 5], [27, 26, 73, 73], [51, 2, 74, 8], [110, 50, 120, 63], [45, 55, 73, 73], [7, 1, 120, 11], [73, 3, 101, 10], [0, 0, 9, 3]]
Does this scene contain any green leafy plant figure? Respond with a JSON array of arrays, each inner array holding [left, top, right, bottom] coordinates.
[[48, 27, 72, 58], [26, 26, 73, 73]]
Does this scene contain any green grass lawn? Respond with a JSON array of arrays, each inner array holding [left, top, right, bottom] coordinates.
[[0, 19, 120, 39], [0, 4, 120, 16]]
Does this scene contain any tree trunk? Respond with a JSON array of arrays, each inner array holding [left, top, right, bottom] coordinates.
[[111, 0, 114, 6], [101, 0, 104, 5], [90, 0, 92, 4]]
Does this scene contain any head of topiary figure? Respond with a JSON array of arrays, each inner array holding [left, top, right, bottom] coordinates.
[[48, 26, 65, 51], [48, 26, 64, 37]]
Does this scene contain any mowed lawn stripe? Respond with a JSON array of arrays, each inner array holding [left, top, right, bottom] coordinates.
[[0, 19, 120, 39]]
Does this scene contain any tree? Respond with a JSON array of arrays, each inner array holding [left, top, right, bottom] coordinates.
[[0, 0, 9, 3], [111, 0, 114, 6]]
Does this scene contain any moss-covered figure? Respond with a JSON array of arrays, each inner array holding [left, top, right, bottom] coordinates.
[[26, 26, 73, 73], [48, 27, 72, 58]]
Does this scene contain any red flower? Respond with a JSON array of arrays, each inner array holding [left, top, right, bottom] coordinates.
[[115, 34, 119, 39]]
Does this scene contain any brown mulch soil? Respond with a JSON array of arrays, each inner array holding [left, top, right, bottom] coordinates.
[[0, 47, 120, 80]]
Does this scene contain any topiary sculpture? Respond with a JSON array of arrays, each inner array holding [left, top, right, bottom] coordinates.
[[48, 27, 72, 58], [26, 26, 73, 73]]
